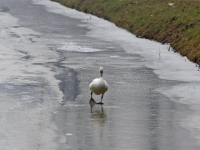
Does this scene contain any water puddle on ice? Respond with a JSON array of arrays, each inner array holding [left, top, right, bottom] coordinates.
[[58, 42, 102, 52]]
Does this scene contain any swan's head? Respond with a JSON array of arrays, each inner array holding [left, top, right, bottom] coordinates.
[[99, 67, 103, 77]]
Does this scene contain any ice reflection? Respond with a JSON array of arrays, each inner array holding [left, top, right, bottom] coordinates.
[[148, 101, 159, 150], [91, 106, 106, 121], [90, 106, 107, 149]]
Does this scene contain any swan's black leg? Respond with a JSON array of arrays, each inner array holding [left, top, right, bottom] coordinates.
[[96, 94, 104, 105], [101, 94, 104, 102], [89, 92, 96, 113], [91, 92, 93, 98]]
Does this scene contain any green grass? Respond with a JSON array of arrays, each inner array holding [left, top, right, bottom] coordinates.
[[52, 0, 200, 64]]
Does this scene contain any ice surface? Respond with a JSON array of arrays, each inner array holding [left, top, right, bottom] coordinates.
[[0, 12, 62, 97], [32, 0, 200, 144], [0, 11, 64, 150]]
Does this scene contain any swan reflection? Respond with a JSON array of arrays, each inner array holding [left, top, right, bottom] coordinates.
[[90, 106, 106, 120], [90, 105, 107, 138]]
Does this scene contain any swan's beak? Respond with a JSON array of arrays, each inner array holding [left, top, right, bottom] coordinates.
[[100, 71, 103, 77]]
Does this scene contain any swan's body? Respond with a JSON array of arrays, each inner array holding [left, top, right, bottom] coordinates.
[[89, 67, 108, 105], [89, 77, 108, 95]]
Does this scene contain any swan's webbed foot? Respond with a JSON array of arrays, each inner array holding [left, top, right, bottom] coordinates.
[[89, 98, 96, 107], [96, 102, 104, 105], [89, 98, 97, 113]]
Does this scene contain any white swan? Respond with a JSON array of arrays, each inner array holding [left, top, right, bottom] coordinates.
[[89, 67, 108, 105]]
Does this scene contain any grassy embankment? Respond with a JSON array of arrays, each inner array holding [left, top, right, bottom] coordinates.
[[52, 0, 200, 65]]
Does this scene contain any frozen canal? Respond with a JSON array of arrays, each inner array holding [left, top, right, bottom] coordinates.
[[0, 0, 200, 149]]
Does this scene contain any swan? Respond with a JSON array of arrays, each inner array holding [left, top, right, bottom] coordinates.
[[89, 67, 108, 105]]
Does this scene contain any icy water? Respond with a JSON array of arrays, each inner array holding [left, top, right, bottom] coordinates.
[[0, 0, 200, 149]]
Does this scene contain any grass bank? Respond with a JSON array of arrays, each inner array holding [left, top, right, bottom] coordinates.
[[52, 0, 200, 65]]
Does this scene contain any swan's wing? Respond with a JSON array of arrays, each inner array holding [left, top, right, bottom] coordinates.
[[103, 80, 108, 91], [89, 78, 100, 89]]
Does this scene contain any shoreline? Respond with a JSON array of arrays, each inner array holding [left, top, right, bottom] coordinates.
[[52, 0, 200, 65]]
